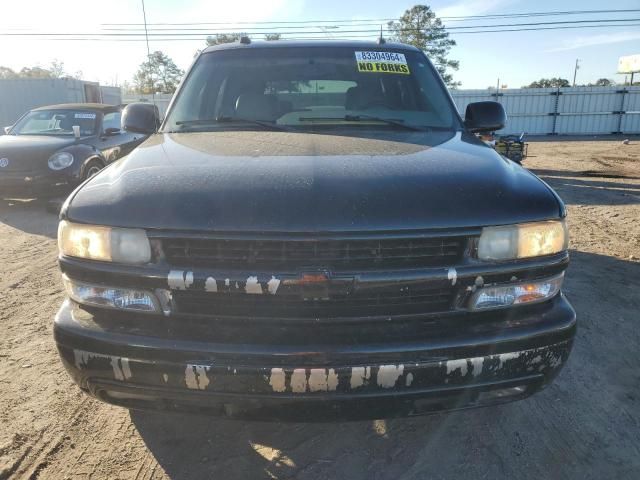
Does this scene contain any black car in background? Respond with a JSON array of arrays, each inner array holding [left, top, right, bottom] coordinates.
[[0, 103, 150, 198], [54, 40, 575, 421]]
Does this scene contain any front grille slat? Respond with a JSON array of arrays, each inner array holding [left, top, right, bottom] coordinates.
[[162, 236, 465, 270], [164, 252, 459, 264], [173, 288, 454, 318], [166, 246, 461, 255]]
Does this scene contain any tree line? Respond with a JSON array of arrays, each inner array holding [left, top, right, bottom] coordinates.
[[523, 78, 618, 88], [0, 60, 82, 80]]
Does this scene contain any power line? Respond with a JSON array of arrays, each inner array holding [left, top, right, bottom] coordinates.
[[18, 23, 640, 42], [437, 8, 640, 20], [3, 18, 640, 37], [98, 8, 640, 26], [239, 22, 640, 39], [414, 22, 640, 35], [98, 17, 640, 33]]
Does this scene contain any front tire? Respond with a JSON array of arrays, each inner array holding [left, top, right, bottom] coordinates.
[[82, 159, 104, 182]]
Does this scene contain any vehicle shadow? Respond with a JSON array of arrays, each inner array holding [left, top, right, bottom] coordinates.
[[0, 197, 62, 238], [129, 249, 640, 480], [129, 406, 510, 480], [531, 168, 640, 206], [532, 168, 640, 181]]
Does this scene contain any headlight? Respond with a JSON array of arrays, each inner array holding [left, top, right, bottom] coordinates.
[[63, 275, 159, 312], [469, 273, 564, 310], [478, 220, 568, 261], [48, 151, 74, 170], [58, 220, 151, 264]]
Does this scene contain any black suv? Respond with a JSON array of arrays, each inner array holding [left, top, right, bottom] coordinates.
[[54, 40, 575, 420]]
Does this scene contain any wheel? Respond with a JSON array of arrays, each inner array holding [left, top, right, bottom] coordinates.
[[82, 159, 104, 182], [510, 152, 523, 164]]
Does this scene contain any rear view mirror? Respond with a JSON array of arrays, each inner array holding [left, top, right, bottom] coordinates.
[[464, 101, 506, 133], [122, 103, 160, 134]]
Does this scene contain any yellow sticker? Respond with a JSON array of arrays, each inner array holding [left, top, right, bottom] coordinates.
[[355, 51, 410, 75]]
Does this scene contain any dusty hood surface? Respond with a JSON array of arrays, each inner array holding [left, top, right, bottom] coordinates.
[[65, 130, 561, 232]]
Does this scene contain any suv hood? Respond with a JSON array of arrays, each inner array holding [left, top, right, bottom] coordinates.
[[0, 135, 76, 172], [65, 130, 561, 232]]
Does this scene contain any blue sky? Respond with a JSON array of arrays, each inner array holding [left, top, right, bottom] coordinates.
[[1, 0, 639, 88]]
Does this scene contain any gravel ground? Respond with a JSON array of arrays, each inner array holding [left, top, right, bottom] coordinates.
[[0, 140, 639, 480]]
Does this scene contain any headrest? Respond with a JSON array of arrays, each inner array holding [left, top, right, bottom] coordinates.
[[235, 93, 278, 121]]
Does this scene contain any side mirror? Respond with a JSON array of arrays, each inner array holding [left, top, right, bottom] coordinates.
[[4, 126, 12, 134], [104, 127, 121, 136], [122, 103, 160, 134], [464, 101, 506, 133]]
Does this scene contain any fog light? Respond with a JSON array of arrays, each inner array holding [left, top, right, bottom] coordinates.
[[469, 273, 563, 310], [63, 275, 159, 313]]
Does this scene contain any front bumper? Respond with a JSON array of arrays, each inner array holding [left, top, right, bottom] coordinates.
[[54, 294, 576, 421], [0, 172, 71, 197]]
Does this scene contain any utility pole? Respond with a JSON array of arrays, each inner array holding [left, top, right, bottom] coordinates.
[[572, 58, 580, 87], [141, 0, 156, 106]]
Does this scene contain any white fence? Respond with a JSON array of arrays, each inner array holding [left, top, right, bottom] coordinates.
[[124, 86, 640, 136], [451, 86, 640, 135]]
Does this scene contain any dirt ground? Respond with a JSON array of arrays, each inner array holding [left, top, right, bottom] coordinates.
[[1, 139, 639, 480]]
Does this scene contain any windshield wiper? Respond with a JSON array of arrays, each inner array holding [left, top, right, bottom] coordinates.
[[174, 116, 288, 131], [298, 114, 427, 132]]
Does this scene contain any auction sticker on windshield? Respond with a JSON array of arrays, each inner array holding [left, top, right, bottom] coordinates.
[[355, 51, 410, 75]]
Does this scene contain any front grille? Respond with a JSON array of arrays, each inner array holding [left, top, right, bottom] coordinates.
[[162, 236, 466, 270], [173, 286, 454, 318]]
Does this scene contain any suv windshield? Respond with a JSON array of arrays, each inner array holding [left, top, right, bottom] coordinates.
[[11, 109, 98, 136], [164, 46, 460, 132]]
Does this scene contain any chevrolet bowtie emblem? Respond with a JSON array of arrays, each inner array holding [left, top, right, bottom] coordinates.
[[283, 271, 331, 300], [299, 273, 330, 285]]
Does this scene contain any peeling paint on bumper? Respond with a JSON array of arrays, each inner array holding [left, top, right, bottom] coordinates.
[[65, 342, 570, 394], [54, 296, 576, 420]]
